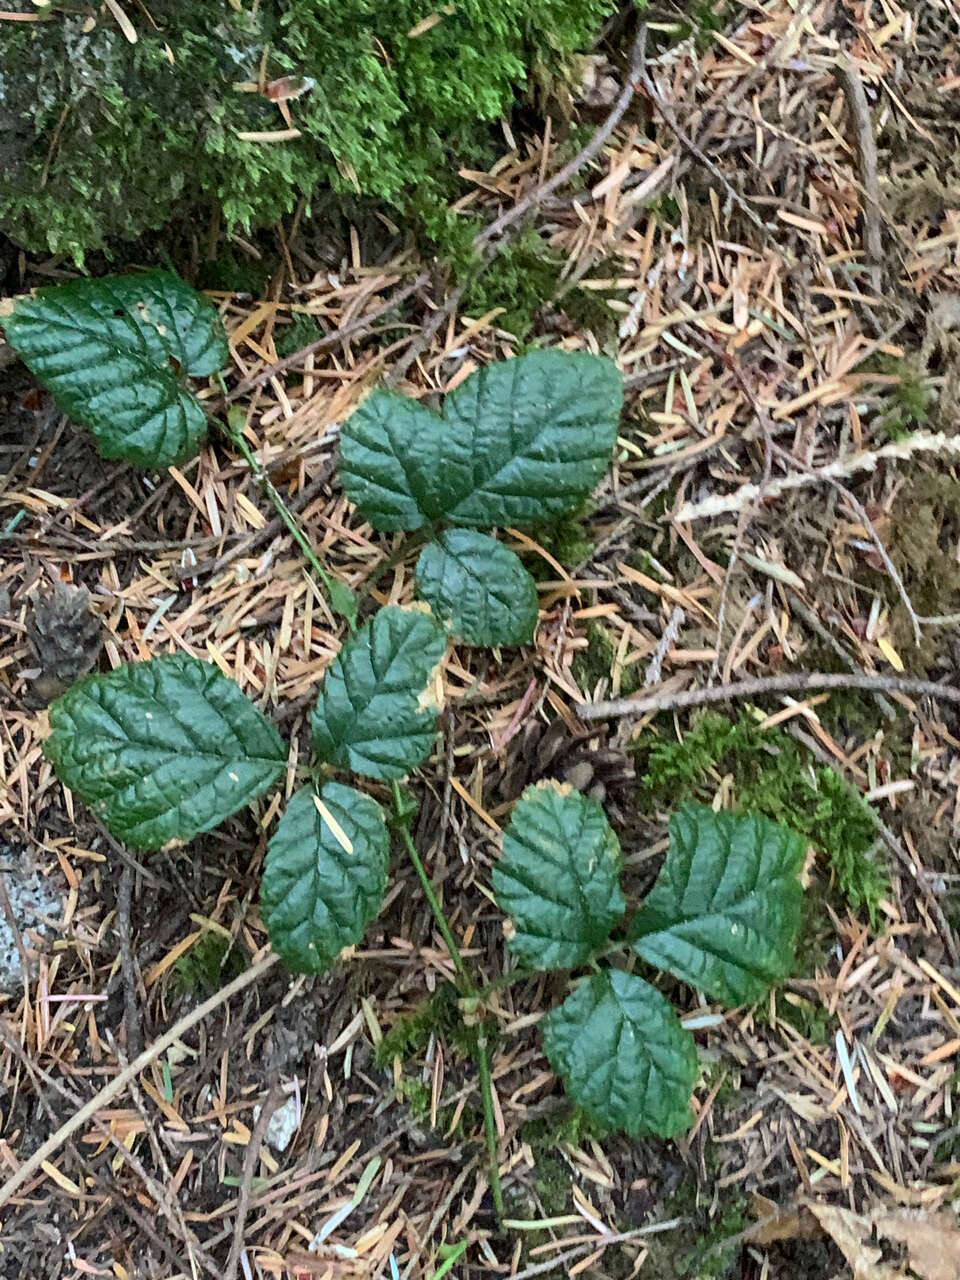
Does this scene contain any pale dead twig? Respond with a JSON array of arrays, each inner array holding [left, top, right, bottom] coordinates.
[[0, 953, 280, 1210], [580, 672, 960, 721], [834, 54, 884, 294], [673, 321, 923, 645], [384, 286, 465, 389], [643, 605, 685, 687], [473, 25, 648, 254], [223, 1084, 284, 1280], [116, 866, 142, 1058], [508, 1219, 690, 1280], [673, 432, 960, 522]]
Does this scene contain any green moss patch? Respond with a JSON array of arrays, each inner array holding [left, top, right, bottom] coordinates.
[[1, 1, 614, 260], [639, 711, 889, 927]]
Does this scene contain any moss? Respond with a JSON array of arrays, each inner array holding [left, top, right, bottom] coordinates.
[[521, 1103, 608, 1149], [393, 1073, 481, 1139], [680, 1192, 749, 1280], [197, 248, 273, 297], [272, 312, 326, 358], [0, 1, 614, 261], [572, 619, 641, 699], [558, 283, 624, 344], [640, 1183, 747, 1280], [378, 986, 491, 1138], [528, 507, 596, 569], [778, 991, 832, 1044], [534, 1152, 573, 1217], [374, 983, 467, 1069], [864, 353, 936, 440], [171, 933, 245, 996], [458, 227, 562, 339], [453, 224, 626, 343], [639, 711, 890, 928], [514, 1108, 611, 1279], [672, 1, 740, 54], [886, 471, 960, 663], [394, 1075, 434, 1123]]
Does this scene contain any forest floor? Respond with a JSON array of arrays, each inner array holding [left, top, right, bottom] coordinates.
[[2, 1, 960, 1277]]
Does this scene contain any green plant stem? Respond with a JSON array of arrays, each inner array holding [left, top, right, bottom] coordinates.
[[390, 781, 505, 1223], [392, 788, 468, 983], [217, 391, 356, 627], [428, 1241, 469, 1279]]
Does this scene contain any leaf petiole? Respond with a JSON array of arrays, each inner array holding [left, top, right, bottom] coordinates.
[[219, 394, 357, 628], [390, 781, 505, 1223]]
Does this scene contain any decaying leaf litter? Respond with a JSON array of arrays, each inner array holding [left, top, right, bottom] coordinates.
[[2, 0, 960, 1276]]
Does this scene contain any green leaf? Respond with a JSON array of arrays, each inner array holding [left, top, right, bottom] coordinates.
[[543, 969, 697, 1137], [311, 605, 446, 780], [339, 349, 622, 531], [492, 782, 625, 969], [3, 270, 228, 468], [325, 577, 359, 629], [261, 783, 389, 973], [44, 654, 286, 851], [415, 530, 538, 646], [630, 804, 807, 1006]]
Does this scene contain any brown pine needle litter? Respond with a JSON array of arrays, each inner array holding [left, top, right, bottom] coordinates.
[[3, 1, 960, 1276]]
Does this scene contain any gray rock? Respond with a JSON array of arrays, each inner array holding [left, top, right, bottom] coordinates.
[[0, 855, 62, 992]]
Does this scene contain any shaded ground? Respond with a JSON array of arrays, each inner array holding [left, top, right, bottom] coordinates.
[[2, 2, 960, 1277]]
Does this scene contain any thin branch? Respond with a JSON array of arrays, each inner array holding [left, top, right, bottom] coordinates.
[[673, 432, 960, 522], [473, 25, 648, 253], [222, 272, 430, 404], [834, 55, 884, 293], [223, 1085, 283, 1280], [0, 953, 279, 1210], [116, 866, 142, 1058], [579, 672, 960, 721], [643, 606, 685, 688], [508, 1219, 690, 1280], [383, 287, 464, 389], [640, 58, 766, 234]]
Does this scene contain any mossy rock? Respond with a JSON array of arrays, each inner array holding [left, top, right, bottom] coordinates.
[[0, 1, 613, 261]]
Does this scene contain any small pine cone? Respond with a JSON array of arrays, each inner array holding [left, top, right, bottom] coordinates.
[[27, 582, 103, 698], [489, 718, 636, 829]]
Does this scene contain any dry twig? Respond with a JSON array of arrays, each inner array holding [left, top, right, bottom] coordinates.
[[834, 55, 884, 293], [474, 25, 648, 253], [0, 953, 279, 1209], [223, 1085, 283, 1280], [116, 866, 142, 1058], [673, 432, 960, 522], [580, 672, 960, 721]]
